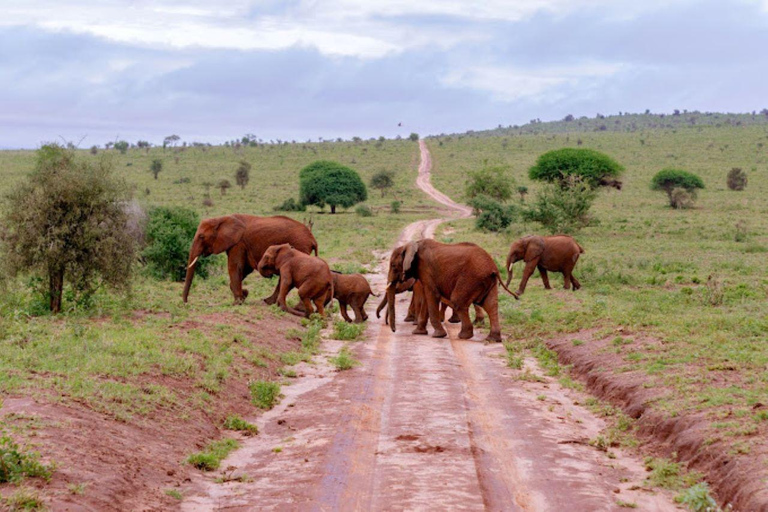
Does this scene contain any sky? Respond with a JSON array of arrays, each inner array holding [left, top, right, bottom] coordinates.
[[1, 0, 767, 148]]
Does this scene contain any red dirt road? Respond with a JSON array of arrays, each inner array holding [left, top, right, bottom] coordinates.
[[181, 142, 678, 511]]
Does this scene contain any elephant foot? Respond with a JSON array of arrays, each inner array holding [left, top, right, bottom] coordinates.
[[404, 313, 415, 322], [473, 317, 486, 327], [242, 289, 249, 298], [458, 328, 474, 340], [234, 297, 245, 305], [413, 327, 428, 335], [431, 329, 448, 338], [263, 296, 277, 305], [515, 290, 524, 297], [448, 313, 461, 324], [485, 331, 502, 343]]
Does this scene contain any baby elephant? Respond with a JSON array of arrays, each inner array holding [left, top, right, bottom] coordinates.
[[332, 272, 376, 323], [257, 243, 333, 317], [505, 235, 584, 296]]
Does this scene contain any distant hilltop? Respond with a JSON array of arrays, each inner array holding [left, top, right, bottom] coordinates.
[[433, 109, 768, 138]]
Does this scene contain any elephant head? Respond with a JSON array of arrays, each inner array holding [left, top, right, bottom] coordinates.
[[386, 241, 419, 332], [505, 235, 545, 287], [257, 243, 291, 278], [182, 215, 247, 303]]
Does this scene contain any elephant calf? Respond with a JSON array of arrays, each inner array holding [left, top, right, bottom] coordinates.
[[257, 244, 333, 318], [505, 235, 584, 296], [332, 272, 376, 323]]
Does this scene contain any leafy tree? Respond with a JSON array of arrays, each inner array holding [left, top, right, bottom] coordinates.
[[523, 177, 598, 234], [235, 160, 251, 190], [142, 206, 212, 281], [390, 200, 401, 214], [409, 133, 419, 141], [136, 140, 151, 149], [370, 170, 394, 197], [299, 160, 367, 214], [469, 196, 518, 232], [163, 134, 180, 149], [89, 145, 98, 155], [517, 185, 528, 202], [113, 140, 129, 154], [218, 179, 232, 195], [651, 169, 705, 208], [465, 165, 513, 202], [1, 144, 136, 313], [150, 158, 163, 180], [726, 167, 748, 191], [529, 148, 624, 189]]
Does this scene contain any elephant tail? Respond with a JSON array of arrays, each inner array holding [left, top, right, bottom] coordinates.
[[497, 274, 520, 300], [577, 243, 585, 254], [312, 241, 318, 256]]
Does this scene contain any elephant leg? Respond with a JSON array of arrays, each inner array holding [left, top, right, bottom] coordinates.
[[353, 303, 366, 323], [227, 258, 246, 304], [339, 302, 353, 323], [516, 259, 539, 296], [457, 307, 474, 340], [426, 292, 447, 338], [277, 274, 304, 317], [312, 295, 325, 317], [539, 267, 552, 289], [413, 291, 429, 335], [404, 295, 416, 322], [263, 279, 280, 305], [359, 297, 369, 322], [473, 305, 486, 326], [448, 305, 461, 323], [571, 273, 582, 291], [481, 288, 502, 343], [563, 271, 572, 290]]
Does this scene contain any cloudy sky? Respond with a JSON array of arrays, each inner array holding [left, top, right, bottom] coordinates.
[[1, 0, 767, 148]]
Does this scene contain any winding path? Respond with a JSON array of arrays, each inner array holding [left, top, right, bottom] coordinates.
[[181, 141, 676, 511]]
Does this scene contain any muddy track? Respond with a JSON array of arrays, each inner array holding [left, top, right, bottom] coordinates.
[[181, 141, 677, 511]]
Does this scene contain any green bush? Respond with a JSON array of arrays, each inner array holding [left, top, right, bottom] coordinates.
[[150, 158, 163, 180], [333, 320, 366, 340], [355, 205, 373, 217], [113, 140, 129, 154], [235, 160, 251, 189], [249, 380, 281, 409], [469, 196, 518, 232], [523, 177, 598, 234], [390, 200, 401, 214], [0, 433, 53, 483], [223, 415, 258, 436], [370, 171, 394, 197], [330, 347, 359, 370], [465, 165, 513, 202], [676, 483, 719, 511], [529, 148, 624, 189], [299, 161, 367, 214], [651, 169, 705, 208], [142, 206, 212, 281], [726, 167, 747, 191], [273, 197, 305, 212]]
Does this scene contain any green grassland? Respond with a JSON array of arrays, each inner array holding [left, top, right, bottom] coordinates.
[[428, 123, 768, 446]]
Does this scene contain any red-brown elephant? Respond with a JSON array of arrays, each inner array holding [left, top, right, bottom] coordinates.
[[331, 272, 376, 323], [257, 243, 333, 318], [505, 235, 584, 296], [386, 239, 513, 342], [182, 214, 317, 304]]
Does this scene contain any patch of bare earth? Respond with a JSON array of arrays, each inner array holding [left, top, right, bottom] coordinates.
[[0, 310, 303, 511], [547, 330, 768, 510]]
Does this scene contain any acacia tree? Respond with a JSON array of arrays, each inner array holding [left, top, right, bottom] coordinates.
[[218, 179, 232, 195], [1, 144, 136, 312], [370, 171, 394, 197], [651, 169, 705, 208], [235, 160, 251, 189], [299, 161, 367, 214], [529, 148, 624, 189]]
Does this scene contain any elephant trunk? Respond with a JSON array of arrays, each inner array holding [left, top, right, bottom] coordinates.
[[387, 284, 397, 332], [182, 241, 203, 303], [376, 294, 388, 321], [504, 251, 515, 288]]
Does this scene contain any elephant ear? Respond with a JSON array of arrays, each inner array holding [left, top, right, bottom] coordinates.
[[402, 242, 418, 274], [211, 216, 246, 254], [524, 236, 545, 260]]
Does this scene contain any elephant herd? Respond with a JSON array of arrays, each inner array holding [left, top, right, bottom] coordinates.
[[181, 214, 585, 342]]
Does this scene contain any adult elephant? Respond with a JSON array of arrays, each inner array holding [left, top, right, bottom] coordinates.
[[505, 235, 584, 296], [386, 240, 514, 342], [182, 214, 318, 304]]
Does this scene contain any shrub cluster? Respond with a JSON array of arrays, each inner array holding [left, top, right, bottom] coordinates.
[[142, 206, 212, 281], [469, 196, 518, 232], [465, 165, 513, 202], [523, 177, 598, 234], [726, 167, 747, 191], [273, 197, 305, 212]]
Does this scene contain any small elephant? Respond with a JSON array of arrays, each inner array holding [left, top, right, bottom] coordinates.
[[332, 272, 376, 323], [257, 244, 333, 318], [505, 235, 584, 296], [377, 278, 486, 326]]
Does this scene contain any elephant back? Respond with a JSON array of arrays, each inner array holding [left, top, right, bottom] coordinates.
[[243, 215, 318, 266]]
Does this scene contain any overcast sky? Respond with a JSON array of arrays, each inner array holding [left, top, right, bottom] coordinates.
[[1, 0, 767, 148]]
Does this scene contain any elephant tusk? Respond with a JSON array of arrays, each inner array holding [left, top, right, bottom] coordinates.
[[187, 256, 199, 269]]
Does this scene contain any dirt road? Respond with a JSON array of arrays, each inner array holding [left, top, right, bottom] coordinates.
[[182, 142, 677, 511]]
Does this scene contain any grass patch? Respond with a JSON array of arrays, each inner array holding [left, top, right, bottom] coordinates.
[[249, 380, 281, 410], [644, 457, 701, 490], [3, 486, 46, 511], [186, 438, 239, 471], [0, 432, 54, 483], [165, 489, 183, 500], [330, 347, 359, 371], [504, 342, 524, 369], [223, 415, 259, 436], [675, 482, 721, 511], [333, 321, 366, 341]]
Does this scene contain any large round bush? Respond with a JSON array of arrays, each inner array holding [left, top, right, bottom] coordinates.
[[529, 148, 624, 189], [299, 161, 367, 214], [142, 206, 212, 281], [651, 168, 705, 208]]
